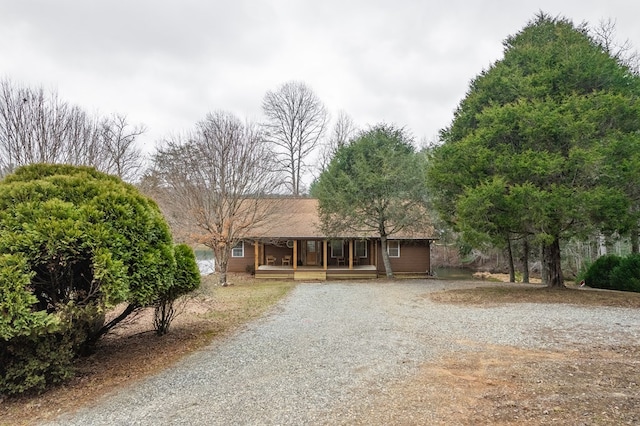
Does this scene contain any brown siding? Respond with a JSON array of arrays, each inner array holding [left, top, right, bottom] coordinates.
[[228, 241, 256, 273], [376, 240, 431, 274], [229, 239, 432, 275]]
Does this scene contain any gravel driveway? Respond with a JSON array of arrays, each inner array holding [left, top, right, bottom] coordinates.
[[45, 280, 640, 425]]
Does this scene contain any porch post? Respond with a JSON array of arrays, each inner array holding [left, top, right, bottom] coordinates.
[[374, 240, 378, 269], [293, 240, 298, 271], [348, 239, 354, 269], [254, 240, 259, 272], [427, 240, 432, 275], [323, 240, 328, 271]]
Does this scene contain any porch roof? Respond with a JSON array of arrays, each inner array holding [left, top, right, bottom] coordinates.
[[243, 197, 436, 241]]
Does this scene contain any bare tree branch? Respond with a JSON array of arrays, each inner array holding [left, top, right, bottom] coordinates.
[[317, 110, 357, 173], [590, 18, 640, 74], [262, 81, 328, 195], [0, 78, 145, 180], [148, 111, 283, 286]]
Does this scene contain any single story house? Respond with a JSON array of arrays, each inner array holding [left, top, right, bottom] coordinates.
[[227, 198, 437, 280]]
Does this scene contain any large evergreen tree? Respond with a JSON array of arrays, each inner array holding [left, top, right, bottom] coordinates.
[[426, 13, 640, 287], [312, 124, 430, 278]]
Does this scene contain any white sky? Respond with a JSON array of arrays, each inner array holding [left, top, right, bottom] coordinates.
[[1, 0, 639, 153]]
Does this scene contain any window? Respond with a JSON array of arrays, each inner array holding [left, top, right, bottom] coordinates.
[[355, 240, 367, 258], [330, 240, 344, 258], [232, 241, 244, 257], [387, 240, 400, 258]]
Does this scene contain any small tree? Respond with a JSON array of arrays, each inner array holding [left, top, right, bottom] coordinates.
[[149, 111, 281, 286], [312, 124, 430, 278], [98, 113, 146, 181], [0, 164, 199, 395]]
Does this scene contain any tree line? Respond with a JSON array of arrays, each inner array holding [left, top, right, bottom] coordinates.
[[0, 79, 145, 181]]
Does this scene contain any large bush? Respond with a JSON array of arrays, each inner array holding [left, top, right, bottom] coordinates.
[[583, 253, 640, 292], [0, 164, 200, 395], [610, 254, 640, 292], [583, 254, 621, 290]]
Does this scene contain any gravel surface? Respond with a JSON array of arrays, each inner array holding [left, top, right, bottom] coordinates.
[[44, 280, 640, 425]]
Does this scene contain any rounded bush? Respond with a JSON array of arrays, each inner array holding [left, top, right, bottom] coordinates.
[[165, 243, 201, 301], [153, 243, 200, 335], [583, 254, 621, 290], [0, 164, 199, 395], [583, 253, 640, 293], [610, 253, 640, 292]]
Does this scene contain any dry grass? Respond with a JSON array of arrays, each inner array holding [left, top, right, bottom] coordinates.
[[429, 283, 640, 308], [354, 342, 640, 425], [0, 273, 295, 426]]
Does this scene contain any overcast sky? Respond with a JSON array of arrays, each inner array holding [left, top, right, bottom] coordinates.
[[1, 0, 639, 152]]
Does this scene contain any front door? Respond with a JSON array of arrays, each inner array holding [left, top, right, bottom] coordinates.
[[306, 241, 318, 266]]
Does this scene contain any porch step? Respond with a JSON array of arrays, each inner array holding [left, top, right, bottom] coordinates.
[[294, 270, 327, 281]]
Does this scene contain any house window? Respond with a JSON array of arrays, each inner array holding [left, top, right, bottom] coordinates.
[[330, 240, 344, 258], [355, 240, 367, 258], [387, 240, 400, 258], [232, 241, 244, 257]]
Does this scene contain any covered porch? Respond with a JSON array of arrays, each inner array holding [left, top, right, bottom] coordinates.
[[252, 238, 380, 281]]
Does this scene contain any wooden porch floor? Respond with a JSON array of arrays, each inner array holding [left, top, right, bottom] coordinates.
[[256, 265, 378, 281]]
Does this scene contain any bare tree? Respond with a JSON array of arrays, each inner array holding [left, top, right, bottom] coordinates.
[[98, 114, 146, 181], [149, 111, 282, 286], [317, 110, 357, 172], [0, 78, 145, 180], [591, 18, 640, 74], [262, 81, 328, 195]]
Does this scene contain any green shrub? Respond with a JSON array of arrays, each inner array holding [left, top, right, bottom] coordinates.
[[0, 333, 76, 395], [153, 244, 201, 335], [0, 164, 199, 395], [610, 253, 640, 292], [583, 254, 621, 290], [583, 253, 640, 293]]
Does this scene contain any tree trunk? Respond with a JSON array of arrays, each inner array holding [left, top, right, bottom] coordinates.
[[542, 237, 564, 288], [219, 269, 228, 286], [631, 224, 639, 254], [522, 238, 530, 284], [506, 237, 515, 283], [212, 245, 230, 286], [597, 232, 607, 257], [86, 303, 139, 351], [379, 234, 394, 279]]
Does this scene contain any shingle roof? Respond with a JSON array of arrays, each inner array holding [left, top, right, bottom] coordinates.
[[244, 197, 436, 240]]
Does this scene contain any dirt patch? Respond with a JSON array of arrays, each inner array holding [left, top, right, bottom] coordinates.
[[473, 271, 542, 284], [353, 342, 640, 425], [429, 284, 640, 308]]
